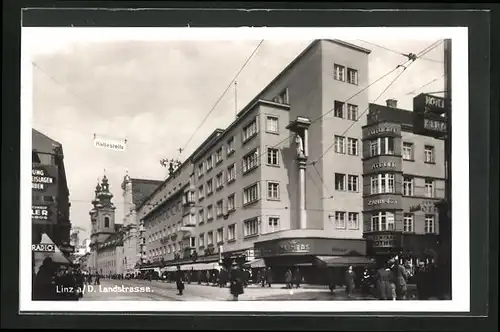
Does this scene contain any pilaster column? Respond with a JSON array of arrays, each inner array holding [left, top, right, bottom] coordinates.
[[298, 157, 308, 229]]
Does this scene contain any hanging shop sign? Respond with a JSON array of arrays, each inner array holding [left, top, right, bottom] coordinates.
[[32, 166, 58, 196], [413, 93, 446, 115], [32, 204, 57, 225], [93, 135, 127, 152], [413, 93, 448, 137]]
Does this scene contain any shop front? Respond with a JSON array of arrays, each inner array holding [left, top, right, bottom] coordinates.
[[253, 237, 371, 285]]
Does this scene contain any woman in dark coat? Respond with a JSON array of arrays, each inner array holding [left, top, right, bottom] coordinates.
[[344, 266, 356, 298]]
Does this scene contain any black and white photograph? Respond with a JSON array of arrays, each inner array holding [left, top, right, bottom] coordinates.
[[21, 26, 470, 312]]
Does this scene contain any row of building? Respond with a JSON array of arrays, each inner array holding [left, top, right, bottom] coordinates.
[[87, 39, 447, 279]]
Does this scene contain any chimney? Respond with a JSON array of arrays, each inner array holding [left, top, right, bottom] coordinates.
[[386, 99, 398, 108]]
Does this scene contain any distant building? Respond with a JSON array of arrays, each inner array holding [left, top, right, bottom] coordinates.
[[120, 175, 163, 275], [32, 129, 71, 253], [88, 175, 124, 276]]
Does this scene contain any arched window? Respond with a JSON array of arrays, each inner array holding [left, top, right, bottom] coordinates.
[[104, 217, 110, 228]]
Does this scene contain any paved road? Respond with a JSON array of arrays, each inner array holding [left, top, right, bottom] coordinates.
[[80, 279, 375, 301]]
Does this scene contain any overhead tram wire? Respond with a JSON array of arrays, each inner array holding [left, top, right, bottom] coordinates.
[[176, 40, 265, 160], [405, 74, 445, 96], [357, 40, 444, 64], [313, 39, 444, 165]]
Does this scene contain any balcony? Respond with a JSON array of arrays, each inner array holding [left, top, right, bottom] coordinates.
[[180, 215, 196, 232], [182, 190, 196, 207]]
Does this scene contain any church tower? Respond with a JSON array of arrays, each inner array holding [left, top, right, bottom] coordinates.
[[90, 175, 116, 245]]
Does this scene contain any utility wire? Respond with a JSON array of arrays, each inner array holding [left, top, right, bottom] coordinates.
[[405, 75, 444, 95], [177, 40, 264, 159], [357, 40, 444, 63]]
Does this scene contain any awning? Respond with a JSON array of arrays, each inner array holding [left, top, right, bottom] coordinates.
[[182, 262, 220, 271], [244, 258, 266, 268], [316, 256, 375, 267], [33, 233, 72, 274]]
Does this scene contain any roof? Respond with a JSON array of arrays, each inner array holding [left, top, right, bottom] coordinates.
[[32, 128, 61, 153], [98, 231, 124, 249], [130, 178, 164, 208]]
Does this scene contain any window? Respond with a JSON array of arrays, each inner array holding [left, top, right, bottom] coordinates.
[[207, 205, 214, 221], [403, 176, 414, 196], [347, 138, 358, 156], [190, 237, 196, 248], [371, 212, 395, 231], [242, 148, 260, 174], [216, 172, 224, 190], [244, 218, 259, 237], [216, 228, 224, 244], [347, 212, 359, 230], [267, 148, 279, 166], [424, 145, 435, 163], [227, 224, 236, 241], [347, 104, 358, 120], [197, 163, 204, 178], [227, 163, 236, 183], [227, 137, 235, 156], [243, 183, 260, 205], [267, 182, 280, 200], [216, 200, 224, 217], [370, 174, 395, 194], [272, 89, 289, 104], [334, 101, 345, 118], [206, 155, 214, 171], [334, 135, 346, 154], [199, 233, 205, 247], [425, 215, 435, 233], [104, 217, 110, 228], [347, 175, 358, 192], [425, 179, 435, 198], [206, 179, 214, 195], [268, 217, 280, 233], [403, 214, 414, 232], [334, 64, 345, 81], [335, 173, 346, 191], [215, 147, 223, 164], [207, 231, 214, 246], [369, 137, 395, 156], [243, 118, 258, 142], [347, 68, 358, 85], [266, 116, 279, 133], [335, 212, 346, 229], [227, 194, 235, 212], [402, 142, 414, 160]]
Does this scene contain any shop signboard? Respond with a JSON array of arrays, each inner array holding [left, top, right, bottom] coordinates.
[[363, 194, 402, 211], [363, 123, 401, 139], [254, 238, 367, 257], [413, 93, 447, 137], [32, 165, 58, 196], [32, 243, 56, 252], [32, 204, 57, 225], [363, 155, 401, 174]]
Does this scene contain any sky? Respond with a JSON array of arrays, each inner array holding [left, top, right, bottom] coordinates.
[[25, 28, 445, 242]]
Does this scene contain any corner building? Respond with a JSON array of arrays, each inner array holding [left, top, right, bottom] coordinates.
[[137, 40, 376, 284], [362, 101, 445, 265]]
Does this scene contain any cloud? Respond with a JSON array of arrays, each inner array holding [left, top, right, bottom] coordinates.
[[29, 37, 444, 241]]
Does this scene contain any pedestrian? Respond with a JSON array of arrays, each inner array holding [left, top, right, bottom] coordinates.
[[344, 266, 356, 298], [387, 258, 397, 300], [414, 261, 429, 300], [33, 257, 56, 301], [205, 270, 210, 286], [375, 262, 393, 300], [265, 267, 273, 287], [285, 269, 293, 289], [361, 268, 372, 295], [176, 266, 185, 296], [259, 268, 265, 287], [293, 267, 302, 289], [229, 266, 244, 301]]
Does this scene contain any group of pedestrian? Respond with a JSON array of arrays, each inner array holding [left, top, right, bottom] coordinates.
[[374, 257, 409, 300]]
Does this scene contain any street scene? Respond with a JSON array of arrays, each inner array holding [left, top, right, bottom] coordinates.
[[29, 31, 452, 303]]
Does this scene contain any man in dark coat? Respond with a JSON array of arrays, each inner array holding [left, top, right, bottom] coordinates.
[[265, 267, 273, 287], [33, 257, 56, 301], [414, 262, 430, 300], [176, 266, 185, 295]]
